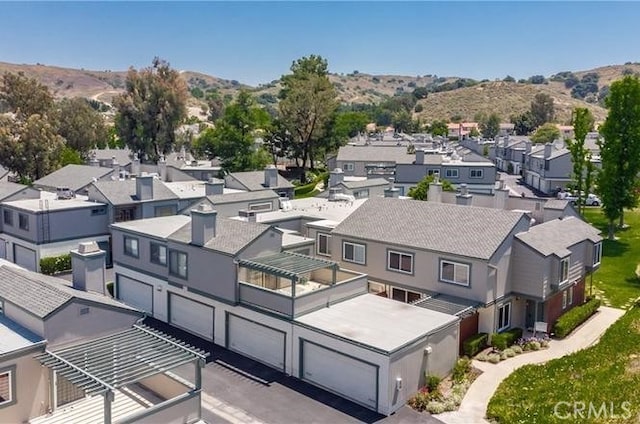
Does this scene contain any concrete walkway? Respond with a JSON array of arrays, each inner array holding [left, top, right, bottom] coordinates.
[[437, 306, 625, 424]]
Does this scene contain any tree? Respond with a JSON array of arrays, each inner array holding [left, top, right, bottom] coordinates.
[[205, 90, 225, 122], [598, 75, 640, 236], [263, 118, 298, 166], [56, 97, 108, 158], [511, 111, 536, 135], [278, 55, 338, 181], [531, 123, 561, 144], [392, 110, 412, 133], [333, 111, 368, 139], [469, 127, 480, 138], [480, 113, 501, 139], [0, 72, 54, 118], [408, 174, 455, 200], [429, 120, 448, 137], [60, 146, 84, 166], [114, 57, 188, 162], [530, 93, 555, 128], [503, 75, 516, 83], [567, 107, 595, 214]]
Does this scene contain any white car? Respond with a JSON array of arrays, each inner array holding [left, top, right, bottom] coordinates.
[[584, 193, 601, 206]]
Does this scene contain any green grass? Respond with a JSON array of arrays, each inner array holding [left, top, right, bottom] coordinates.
[[583, 208, 640, 309], [487, 306, 640, 423]]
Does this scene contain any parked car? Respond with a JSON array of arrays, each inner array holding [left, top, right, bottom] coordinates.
[[584, 193, 601, 206]]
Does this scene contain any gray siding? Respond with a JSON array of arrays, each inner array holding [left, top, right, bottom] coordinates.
[[2, 302, 45, 337], [111, 229, 169, 279], [509, 240, 548, 298]]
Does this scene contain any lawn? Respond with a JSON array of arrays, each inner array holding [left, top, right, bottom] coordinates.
[[487, 305, 640, 423], [583, 208, 640, 309]]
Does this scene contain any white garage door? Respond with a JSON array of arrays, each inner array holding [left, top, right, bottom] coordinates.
[[169, 294, 214, 341], [301, 340, 378, 410], [14, 244, 36, 271], [117, 276, 153, 313], [227, 315, 285, 371]]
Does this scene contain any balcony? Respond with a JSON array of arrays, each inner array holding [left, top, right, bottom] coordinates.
[[238, 251, 368, 318]]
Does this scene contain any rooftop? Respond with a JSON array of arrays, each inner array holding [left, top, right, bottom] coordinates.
[[33, 164, 115, 192], [163, 181, 243, 200], [336, 145, 416, 164], [0, 181, 31, 201], [225, 170, 294, 191], [340, 178, 390, 190], [0, 314, 45, 356], [257, 197, 367, 225], [516, 216, 602, 257], [91, 178, 179, 205], [296, 294, 459, 354], [3, 197, 107, 213], [413, 294, 482, 318], [543, 199, 570, 210], [111, 215, 191, 239], [89, 148, 132, 165], [238, 251, 337, 280]]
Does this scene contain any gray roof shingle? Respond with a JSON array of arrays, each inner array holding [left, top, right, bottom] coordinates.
[[543, 199, 570, 210], [34, 165, 114, 192], [332, 197, 527, 260], [0, 181, 30, 201], [336, 145, 416, 164], [0, 265, 139, 319], [207, 190, 280, 205], [226, 171, 293, 191], [91, 179, 178, 205], [515, 216, 602, 257], [89, 148, 133, 166], [341, 178, 389, 190], [168, 216, 272, 255]]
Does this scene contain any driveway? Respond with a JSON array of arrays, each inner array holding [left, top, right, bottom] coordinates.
[[145, 318, 442, 424], [497, 172, 548, 199]]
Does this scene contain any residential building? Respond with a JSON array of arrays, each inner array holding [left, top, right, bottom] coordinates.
[[0, 181, 40, 204], [87, 148, 133, 171], [323, 169, 390, 200], [498, 123, 515, 137], [224, 165, 294, 198], [32, 164, 116, 196], [447, 122, 479, 139], [184, 188, 281, 217], [328, 145, 415, 178], [490, 137, 532, 175], [522, 141, 573, 194]]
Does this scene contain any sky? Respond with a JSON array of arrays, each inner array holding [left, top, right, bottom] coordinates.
[[1, 2, 639, 86]]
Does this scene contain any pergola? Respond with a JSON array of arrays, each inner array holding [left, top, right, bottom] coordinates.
[[35, 324, 208, 424]]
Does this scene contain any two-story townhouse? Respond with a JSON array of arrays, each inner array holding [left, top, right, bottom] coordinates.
[[512, 216, 602, 332], [224, 165, 294, 199], [184, 189, 282, 217], [33, 164, 116, 196], [523, 142, 573, 194], [331, 145, 416, 178], [87, 148, 133, 171], [110, 207, 460, 415], [323, 169, 390, 200], [492, 137, 532, 175], [0, 198, 111, 271]]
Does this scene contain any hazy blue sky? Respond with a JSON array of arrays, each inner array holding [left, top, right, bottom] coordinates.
[[1, 2, 639, 85]]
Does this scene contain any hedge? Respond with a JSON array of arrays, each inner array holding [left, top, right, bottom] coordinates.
[[553, 297, 601, 338], [293, 172, 328, 198], [463, 332, 488, 357], [491, 328, 523, 350], [40, 253, 72, 275]]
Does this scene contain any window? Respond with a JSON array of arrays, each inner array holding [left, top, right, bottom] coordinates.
[[445, 169, 459, 179], [353, 189, 369, 199], [150, 243, 167, 266], [91, 207, 106, 216], [560, 257, 570, 283], [0, 369, 12, 406], [2, 211, 12, 227], [169, 250, 188, 279], [439, 260, 470, 286], [562, 291, 568, 309], [18, 214, 29, 231], [0, 300, 3, 315], [316, 233, 331, 256], [342, 163, 354, 172], [391, 287, 422, 303], [568, 286, 574, 306], [249, 202, 273, 212], [79, 307, 90, 316], [343, 241, 365, 264], [470, 169, 483, 179], [593, 242, 602, 266], [154, 205, 176, 217], [115, 207, 136, 222], [427, 169, 440, 176], [123, 236, 139, 258], [497, 302, 511, 331], [388, 250, 413, 274]]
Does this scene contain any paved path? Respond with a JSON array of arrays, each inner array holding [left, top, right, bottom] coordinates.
[[437, 306, 625, 424]]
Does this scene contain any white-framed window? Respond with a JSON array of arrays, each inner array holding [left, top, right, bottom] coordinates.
[[316, 233, 331, 256], [0, 369, 13, 406], [169, 250, 188, 279], [445, 169, 459, 179], [343, 241, 365, 264], [391, 287, 423, 303], [568, 286, 574, 306], [470, 169, 483, 179], [342, 163, 354, 172], [593, 242, 602, 266], [123, 236, 139, 258], [388, 250, 413, 274], [249, 202, 273, 212], [427, 169, 440, 176], [150, 242, 167, 266], [439, 260, 470, 286], [560, 257, 570, 283], [562, 290, 568, 309], [497, 302, 511, 331]]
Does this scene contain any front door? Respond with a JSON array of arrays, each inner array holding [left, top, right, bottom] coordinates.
[[525, 300, 544, 330]]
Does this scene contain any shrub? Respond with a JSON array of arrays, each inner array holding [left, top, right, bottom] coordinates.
[[40, 254, 72, 275], [476, 352, 490, 362], [529, 341, 541, 351], [452, 357, 472, 383], [500, 351, 509, 361], [488, 354, 501, 364], [512, 345, 523, 354], [426, 374, 441, 392], [463, 332, 488, 357], [490, 328, 523, 350], [503, 348, 516, 358], [553, 298, 601, 338]]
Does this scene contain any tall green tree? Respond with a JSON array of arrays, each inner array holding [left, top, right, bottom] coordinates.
[[333, 111, 368, 139], [408, 174, 455, 200], [511, 111, 536, 135], [567, 108, 595, 214], [56, 97, 109, 158], [278, 55, 338, 181], [480, 113, 501, 139], [114, 58, 188, 162], [598, 75, 640, 236], [531, 123, 561, 144], [0, 72, 54, 118], [530, 93, 555, 128], [392, 110, 412, 133], [429, 120, 448, 137]]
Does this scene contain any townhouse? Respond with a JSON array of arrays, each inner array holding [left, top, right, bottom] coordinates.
[[224, 165, 295, 199], [522, 141, 573, 194], [32, 164, 117, 196], [490, 137, 532, 175]]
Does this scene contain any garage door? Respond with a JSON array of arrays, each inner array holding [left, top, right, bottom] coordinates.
[[117, 276, 153, 313], [14, 244, 36, 271], [301, 340, 378, 410], [169, 293, 214, 341], [227, 315, 285, 371]]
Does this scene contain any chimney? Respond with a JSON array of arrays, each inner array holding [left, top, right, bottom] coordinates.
[[111, 156, 120, 177], [329, 168, 344, 188], [205, 178, 224, 196], [415, 149, 425, 165], [136, 173, 154, 201], [544, 143, 553, 159], [158, 155, 167, 181], [427, 177, 442, 203], [494, 181, 510, 210], [264, 165, 278, 188], [502, 137, 509, 148], [71, 242, 106, 294], [238, 209, 257, 223], [89, 152, 99, 167], [328, 187, 343, 201], [456, 184, 473, 206], [191, 204, 217, 246], [131, 153, 140, 177], [525, 141, 532, 154]]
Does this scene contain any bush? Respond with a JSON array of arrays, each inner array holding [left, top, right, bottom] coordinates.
[[40, 254, 72, 275], [503, 348, 516, 358], [500, 351, 509, 361], [426, 374, 441, 392], [476, 352, 490, 362], [488, 354, 501, 364], [512, 345, 523, 354], [553, 298, 601, 338], [452, 357, 471, 383], [490, 328, 523, 350], [463, 332, 488, 357]]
